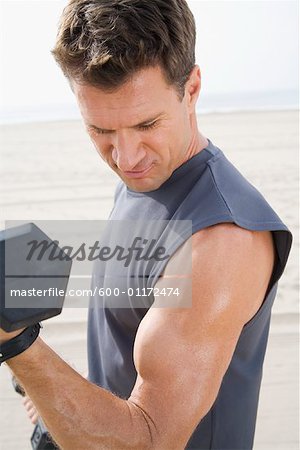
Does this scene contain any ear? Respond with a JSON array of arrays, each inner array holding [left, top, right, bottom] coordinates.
[[185, 65, 201, 112]]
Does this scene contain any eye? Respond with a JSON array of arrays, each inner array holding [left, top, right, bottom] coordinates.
[[96, 129, 111, 135], [138, 121, 158, 131], [95, 129, 111, 135], [88, 127, 112, 136]]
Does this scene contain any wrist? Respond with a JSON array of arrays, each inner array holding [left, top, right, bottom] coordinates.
[[0, 324, 41, 366], [6, 336, 43, 368], [0, 328, 26, 345]]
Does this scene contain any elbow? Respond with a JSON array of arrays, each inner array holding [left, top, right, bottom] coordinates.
[[126, 400, 189, 450], [126, 400, 157, 449]]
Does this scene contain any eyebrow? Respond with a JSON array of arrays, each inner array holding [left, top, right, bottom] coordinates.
[[87, 113, 164, 133]]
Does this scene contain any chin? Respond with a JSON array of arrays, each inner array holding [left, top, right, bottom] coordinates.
[[126, 177, 164, 193]]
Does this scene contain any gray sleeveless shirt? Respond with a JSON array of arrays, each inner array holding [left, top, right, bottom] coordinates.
[[87, 140, 292, 449]]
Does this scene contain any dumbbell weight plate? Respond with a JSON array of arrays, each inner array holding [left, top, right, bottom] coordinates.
[[0, 223, 72, 332]]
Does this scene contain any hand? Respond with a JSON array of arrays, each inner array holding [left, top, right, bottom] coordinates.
[[23, 395, 39, 425], [0, 327, 26, 344]]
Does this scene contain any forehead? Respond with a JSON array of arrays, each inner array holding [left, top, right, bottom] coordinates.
[[72, 66, 178, 127]]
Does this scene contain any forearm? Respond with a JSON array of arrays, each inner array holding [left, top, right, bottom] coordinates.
[[6, 338, 153, 450]]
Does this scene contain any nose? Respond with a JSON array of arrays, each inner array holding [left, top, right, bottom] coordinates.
[[111, 130, 146, 171]]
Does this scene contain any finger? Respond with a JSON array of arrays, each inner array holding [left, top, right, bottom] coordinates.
[[22, 396, 32, 407], [28, 409, 39, 421], [28, 409, 37, 419], [30, 413, 39, 425], [27, 406, 37, 415], [23, 397, 35, 408], [24, 402, 35, 413]]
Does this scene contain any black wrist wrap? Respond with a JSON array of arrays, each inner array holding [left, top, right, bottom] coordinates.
[[0, 323, 41, 366]]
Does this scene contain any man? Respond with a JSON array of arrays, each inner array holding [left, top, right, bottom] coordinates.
[[0, 1, 292, 449]]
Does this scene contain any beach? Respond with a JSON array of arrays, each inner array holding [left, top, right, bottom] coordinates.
[[0, 110, 299, 449]]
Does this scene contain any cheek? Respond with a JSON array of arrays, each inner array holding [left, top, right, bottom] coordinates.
[[146, 129, 172, 154], [153, 128, 183, 162]]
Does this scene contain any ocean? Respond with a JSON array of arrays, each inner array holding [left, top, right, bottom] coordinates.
[[0, 90, 298, 125]]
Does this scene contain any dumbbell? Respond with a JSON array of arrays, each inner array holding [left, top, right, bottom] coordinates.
[[0, 223, 72, 332]]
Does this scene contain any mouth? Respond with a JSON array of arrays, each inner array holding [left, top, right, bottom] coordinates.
[[123, 164, 154, 179]]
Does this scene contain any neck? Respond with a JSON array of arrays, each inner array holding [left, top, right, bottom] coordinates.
[[182, 114, 208, 164]]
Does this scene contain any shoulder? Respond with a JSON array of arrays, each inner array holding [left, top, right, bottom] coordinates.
[[192, 222, 275, 260], [165, 222, 275, 275], [192, 222, 275, 276], [159, 222, 275, 324]]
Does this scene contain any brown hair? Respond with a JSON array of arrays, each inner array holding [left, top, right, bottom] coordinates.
[[52, 0, 196, 98]]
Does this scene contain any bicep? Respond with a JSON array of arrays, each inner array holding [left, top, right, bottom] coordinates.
[[129, 307, 243, 449], [127, 225, 275, 449]]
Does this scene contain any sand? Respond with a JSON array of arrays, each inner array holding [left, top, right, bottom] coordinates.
[[0, 110, 299, 449]]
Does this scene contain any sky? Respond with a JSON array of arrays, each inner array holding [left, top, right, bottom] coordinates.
[[0, 0, 298, 122]]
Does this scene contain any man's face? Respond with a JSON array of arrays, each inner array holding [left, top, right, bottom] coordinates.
[[72, 66, 197, 192]]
